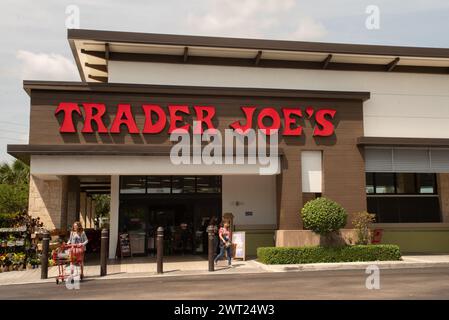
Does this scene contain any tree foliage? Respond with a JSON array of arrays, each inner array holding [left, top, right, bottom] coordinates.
[[92, 194, 110, 218], [0, 160, 30, 214], [0, 160, 30, 185]]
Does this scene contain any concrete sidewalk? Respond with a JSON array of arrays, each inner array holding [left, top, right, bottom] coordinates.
[[0, 256, 265, 286], [1, 254, 449, 287]]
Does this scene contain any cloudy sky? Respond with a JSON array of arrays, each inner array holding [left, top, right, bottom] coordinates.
[[1, 0, 449, 163]]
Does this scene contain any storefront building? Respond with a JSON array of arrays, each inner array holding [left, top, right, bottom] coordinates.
[[8, 29, 449, 258]]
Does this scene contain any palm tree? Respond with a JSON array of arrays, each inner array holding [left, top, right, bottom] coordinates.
[[0, 160, 30, 185]]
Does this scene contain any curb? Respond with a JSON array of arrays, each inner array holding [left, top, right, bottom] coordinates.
[[251, 260, 449, 273]]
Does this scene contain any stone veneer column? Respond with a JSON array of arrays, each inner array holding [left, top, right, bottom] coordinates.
[[276, 149, 302, 230], [79, 192, 87, 228], [438, 173, 449, 222], [109, 175, 120, 259], [66, 176, 80, 228], [91, 199, 96, 229], [86, 196, 92, 229], [59, 176, 68, 231], [28, 175, 68, 230]]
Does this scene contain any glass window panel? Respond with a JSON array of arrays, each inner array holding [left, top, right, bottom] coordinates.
[[396, 173, 416, 194], [375, 173, 395, 194], [120, 205, 147, 231], [172, 176, 196, 193], [171, 176, 182, 194], [417, 173, 436, 194], [147, 176, 171, 194], [197, 176, 221, 193], [120, 176, 146, 194], [366, 173, 374, 194]]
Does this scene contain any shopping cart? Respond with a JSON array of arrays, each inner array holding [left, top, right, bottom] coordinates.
[[52, 243, 85, 285]]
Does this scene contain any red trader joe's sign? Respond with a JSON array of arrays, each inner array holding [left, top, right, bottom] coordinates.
[[55, 103, 336, 137]]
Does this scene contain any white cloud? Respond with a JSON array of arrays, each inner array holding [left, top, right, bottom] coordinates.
[[185, 0, 327, 41], [186, 0, 296, 37], [289, 17, 327, 41], [16, 50, 79, 80]]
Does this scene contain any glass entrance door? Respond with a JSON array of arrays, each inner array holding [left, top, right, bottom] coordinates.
[[119, 175, 222, 256]]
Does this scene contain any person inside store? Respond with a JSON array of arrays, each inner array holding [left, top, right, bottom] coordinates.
[[180, 222, 190, 255], [66, 221, 88, 278], [214, 222, 232, 267]]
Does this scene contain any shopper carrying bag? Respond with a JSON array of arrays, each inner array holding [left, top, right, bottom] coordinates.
[[214, 222, 232, 267]]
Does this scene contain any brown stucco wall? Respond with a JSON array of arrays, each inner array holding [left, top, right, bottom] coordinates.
[[438, 173, 449, 222]]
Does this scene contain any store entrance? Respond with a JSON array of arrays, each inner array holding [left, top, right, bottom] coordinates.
[[118, 176, 222, 256]]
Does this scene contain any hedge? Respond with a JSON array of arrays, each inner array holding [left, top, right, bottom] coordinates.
[[257, 245, 401, 264]]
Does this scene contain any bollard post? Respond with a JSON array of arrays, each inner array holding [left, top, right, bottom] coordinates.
[[156, 227, 164, 274], [100, 228, 109, 276], [40, 230, 50, 279], [207, 225, 215, 272]]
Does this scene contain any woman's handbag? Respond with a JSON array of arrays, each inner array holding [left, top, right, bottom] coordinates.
[[224, 240, 232, 248]]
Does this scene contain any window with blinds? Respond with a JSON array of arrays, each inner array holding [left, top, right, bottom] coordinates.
[[365, 147, 449, 173]]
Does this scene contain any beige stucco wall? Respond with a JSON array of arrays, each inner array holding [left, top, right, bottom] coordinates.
[[222, 175, 277, 227], [275, 229, 360, 247], [28, 175, 68, 230], [109, 61, 449, 139]]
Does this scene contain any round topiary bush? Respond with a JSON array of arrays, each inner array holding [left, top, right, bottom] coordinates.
[[301, 197, 347, 236]]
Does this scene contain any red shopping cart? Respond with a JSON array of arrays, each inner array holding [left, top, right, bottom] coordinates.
[[52, 243, 85, 284]]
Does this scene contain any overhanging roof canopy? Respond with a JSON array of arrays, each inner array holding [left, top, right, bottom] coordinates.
[[68, 29, 449, 83]]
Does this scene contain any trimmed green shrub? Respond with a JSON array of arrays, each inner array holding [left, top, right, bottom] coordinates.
[[301, 197, 347, 235], [257, 245, 402, 264]]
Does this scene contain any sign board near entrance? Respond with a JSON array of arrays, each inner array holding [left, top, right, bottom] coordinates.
[[117, 233, 132, 258], [232, 231, 246, 260]]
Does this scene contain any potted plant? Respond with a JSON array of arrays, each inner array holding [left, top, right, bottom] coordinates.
[[352, 212, 376, 245], [11, 252, 26, 271], [0, 254, 4, 272], [31, 258, 40, 269], [7, 234, 16, 247], [2, 253, 12, 271]]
